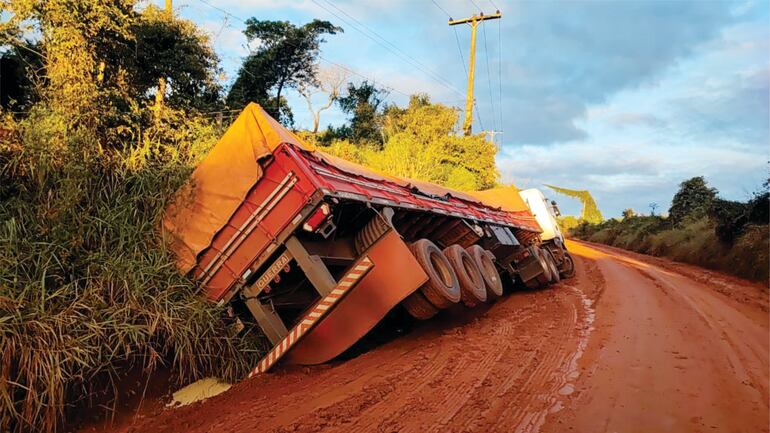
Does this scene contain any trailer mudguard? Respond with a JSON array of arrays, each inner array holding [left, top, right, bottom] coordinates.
[[249, 229, 427, 375], [287, 230, 427, 365]]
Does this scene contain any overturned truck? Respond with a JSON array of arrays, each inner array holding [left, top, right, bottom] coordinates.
[[163, 104, 575, 376]]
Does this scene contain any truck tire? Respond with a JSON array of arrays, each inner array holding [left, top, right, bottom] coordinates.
[[409, 239, 461, 309], [466, 245, 503, 300], [560, 252, 576, 279], [544, 250, 561, 284], [402, 291, 439, 320], [443, 244, 487, 307], [354, 213, 391, 254], [533, 247, 553, 287]]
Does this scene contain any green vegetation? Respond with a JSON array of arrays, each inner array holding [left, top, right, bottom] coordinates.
[[325, 81, 389, 145], [0, 2, 264, 431], [668, 176, 716, 226], [545, 184, 603, 224], [318, 94, 500, 190], [0, 1, 502, 430], [227, 19, 342, 125], [572, 177, 769, 281]]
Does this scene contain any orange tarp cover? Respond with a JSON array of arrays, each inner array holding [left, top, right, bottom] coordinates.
[[466, 186, 530, 214], [163, 103, 534, 273], [163, 103, 312, 273]]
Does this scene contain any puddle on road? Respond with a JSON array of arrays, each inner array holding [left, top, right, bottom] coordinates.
[[168, 378, 231, 407], [515, 284, 596, 433]]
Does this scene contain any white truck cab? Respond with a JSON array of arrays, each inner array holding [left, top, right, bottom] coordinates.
[[518, 188, 563, 243], [518, 188, 574, 280]]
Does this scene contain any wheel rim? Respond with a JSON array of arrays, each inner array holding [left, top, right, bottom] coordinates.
[[430, 250, 454, 288], [480, 255, 497, 282]]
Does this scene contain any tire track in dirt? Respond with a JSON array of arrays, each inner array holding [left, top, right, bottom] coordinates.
[[342, 309, 531, 433], [633, 264, 769, 407], [116, 269, 594, 433], [543, 241, 768, 433], [109, 240, 766, 433]]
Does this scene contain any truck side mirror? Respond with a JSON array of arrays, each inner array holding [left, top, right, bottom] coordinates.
[[550, 200, 561, 217]]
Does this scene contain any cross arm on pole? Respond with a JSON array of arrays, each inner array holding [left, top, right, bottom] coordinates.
[[448, 11, 501, 26]]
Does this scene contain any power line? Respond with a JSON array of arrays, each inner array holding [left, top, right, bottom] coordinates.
[[473, 100, 485, 131], [194, 0, 412, 98], [431, 0, 453, 19], [322, 0, 449, 80], [448, 4, 499, 135], [433, 0, 484, 130], [197, 0, 245, 23], [311, 0, 466, 99], [497, 18, 503, 135], [453, 27, 469, 79], [481, 14, 497, 132]]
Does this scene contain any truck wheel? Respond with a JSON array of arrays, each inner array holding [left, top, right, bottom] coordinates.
[[544, 250, 561, 284], [466, 245, 503, 300], [443, 245, 487, 307], [354, 213, 390, 254], [402, 291, 439, 320], [533, 247, 552, 287], [560, 252, 576, 279], [409, 239, 461, 309], [524, 277, 540, 289]]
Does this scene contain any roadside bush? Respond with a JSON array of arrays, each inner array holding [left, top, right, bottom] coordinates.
[[0, 107, 263, 432], [570, 176, 768, 282], [668, 176, 717, 226], [318, 95, 499, 191], [709, 190, 769, 243]]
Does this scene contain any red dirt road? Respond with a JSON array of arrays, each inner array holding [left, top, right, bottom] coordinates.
[[118, 240, 769, 433]]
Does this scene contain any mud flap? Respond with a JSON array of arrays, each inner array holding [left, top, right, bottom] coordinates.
[[285, 230, 428, 365], [249, 229, 428, 375]]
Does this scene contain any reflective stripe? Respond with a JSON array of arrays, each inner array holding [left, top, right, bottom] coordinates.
[[248, 256, 374, 377]]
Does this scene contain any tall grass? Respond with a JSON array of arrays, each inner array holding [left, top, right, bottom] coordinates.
[[572, 216, 769, 282], [0, 107, 264, 432]]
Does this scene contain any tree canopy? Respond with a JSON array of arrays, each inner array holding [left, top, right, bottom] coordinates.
[[544, 184, 604, 223], [329, 80, 389, 145], [0, 41, 42, 111], [669, 176, 717, 225], [227, 19, 341, 124], [127, 5, 222, 111], [320, 95, 499, 191]]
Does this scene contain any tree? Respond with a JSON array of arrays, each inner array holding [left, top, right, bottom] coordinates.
[[669, 176, 717, 225], [297, 64, 349, 133], [622, 208, 636, 220], [127, 5, 222, 111], [322, 94, 499, 190], [544, 185, 604, 224], [0, 42, 43, 112], [1, 0, 136, 128], [227, 19, 341, 124], [377, 94, 497, 190], [558, 215, 581, 233], [332, 80, 389, 144]]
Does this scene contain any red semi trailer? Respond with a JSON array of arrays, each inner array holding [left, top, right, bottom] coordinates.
[[163, 104, 570, 376]]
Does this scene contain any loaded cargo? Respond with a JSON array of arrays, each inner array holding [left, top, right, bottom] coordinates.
[[163, 103, 575, 375]]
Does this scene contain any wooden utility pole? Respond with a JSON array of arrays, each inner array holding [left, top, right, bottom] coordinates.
[[449, 11, 501, 136]]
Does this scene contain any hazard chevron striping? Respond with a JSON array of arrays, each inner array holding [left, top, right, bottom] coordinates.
[[248, 256, 374, 377]]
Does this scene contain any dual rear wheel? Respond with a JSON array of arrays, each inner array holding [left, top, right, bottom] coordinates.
[[403, 239, 503, 320], [525, 246, 565, 289]]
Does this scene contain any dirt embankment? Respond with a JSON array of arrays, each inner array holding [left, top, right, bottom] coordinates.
[[102, 240, 768, 433]]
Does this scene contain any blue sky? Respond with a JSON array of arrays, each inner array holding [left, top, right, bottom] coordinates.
[[152, 0, 769, 217]]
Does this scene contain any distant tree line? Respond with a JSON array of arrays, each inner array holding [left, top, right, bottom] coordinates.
[[571, 176, 769, 281]]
